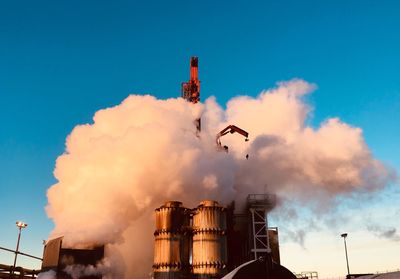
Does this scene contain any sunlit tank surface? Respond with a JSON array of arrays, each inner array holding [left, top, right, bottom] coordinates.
[[153, 201, 191, 279], [192, 200, 227, 278]]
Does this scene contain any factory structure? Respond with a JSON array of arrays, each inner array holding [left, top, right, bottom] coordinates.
[[35, 57, 289, 279], [152, 57, 295, 279], [1, 57, 399, 279], [152, 196, 283, 279], [41, 237, 104, 279], [1, 57, 294, 279]]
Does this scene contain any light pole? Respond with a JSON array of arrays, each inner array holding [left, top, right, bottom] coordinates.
[[341, 233, 350, 276], [12, 221, 28, 276]]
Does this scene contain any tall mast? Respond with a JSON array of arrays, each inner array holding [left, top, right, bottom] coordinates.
[[181, 57, 201, 132]]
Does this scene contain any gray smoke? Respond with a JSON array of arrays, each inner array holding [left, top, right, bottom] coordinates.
[[367, 225, 400, 241], [37, 270, 56, 279]]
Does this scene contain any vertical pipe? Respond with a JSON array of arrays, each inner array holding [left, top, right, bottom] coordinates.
[[11, 227, 22, 276], [265, 209, 270, 253], [343, 237, 350, 275]]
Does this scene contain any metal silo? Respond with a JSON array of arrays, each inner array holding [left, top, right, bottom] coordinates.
[[192, 200, 227, 278], [153, 201, 191, 279], [268, 227, 280, 265]]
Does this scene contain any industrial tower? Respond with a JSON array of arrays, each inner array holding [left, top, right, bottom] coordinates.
[[181, 56, 201, 132], [247, 194, 277, 260], [181, 56, 200, 104]]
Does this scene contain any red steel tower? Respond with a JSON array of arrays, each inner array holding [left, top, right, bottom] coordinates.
[[181, 57, 200, 104]]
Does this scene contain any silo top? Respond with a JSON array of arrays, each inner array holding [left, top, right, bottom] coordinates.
[[162, 201, 183, 208], [199, 200, 221, 207], [155, 201, 190, 233], [193, 200, 227, 231]]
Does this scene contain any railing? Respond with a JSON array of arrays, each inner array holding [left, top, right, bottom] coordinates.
[[247, 194, 277, 209], [0, 264, 39, 279], [0, 247, 42, 262], [295, 271, 319, 279]]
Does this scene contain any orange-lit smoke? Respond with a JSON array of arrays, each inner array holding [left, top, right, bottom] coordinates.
[[46, 79, 393, 278]]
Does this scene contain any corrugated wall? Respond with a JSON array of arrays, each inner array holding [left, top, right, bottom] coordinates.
[[153, 201, 191, 279], [192, 200, 227, 278]]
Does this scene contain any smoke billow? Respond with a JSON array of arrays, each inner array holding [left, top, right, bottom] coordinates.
[[46, 79, 394, 278], [63, 258, 115, 279], [37, 270, 56, 279], [367, 225, 400, 241]]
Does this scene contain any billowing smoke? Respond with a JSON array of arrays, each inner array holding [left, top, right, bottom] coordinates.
[[63, 259, 114, 279], [46, 79, 394, 278], [367, 224, 400, 241], [37, 270, 56, 279], [38, 261, 115, 279]]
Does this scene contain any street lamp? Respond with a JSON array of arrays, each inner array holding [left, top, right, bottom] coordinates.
[[341, 233, 350, 276], [12, 221, 28, 276]]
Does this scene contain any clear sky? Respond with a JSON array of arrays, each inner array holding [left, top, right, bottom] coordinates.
[[0, 0, 399, 278]]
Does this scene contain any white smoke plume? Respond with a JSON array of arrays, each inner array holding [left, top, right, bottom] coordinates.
[[37, 270, 56, 279], [63, 258, 115, 279], [46, 79, 394, 278]]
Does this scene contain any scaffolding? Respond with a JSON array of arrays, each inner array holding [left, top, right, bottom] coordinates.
[[0, 263, 39, 278], [295, 271, 319, 279], [247, 194, 276, 260]]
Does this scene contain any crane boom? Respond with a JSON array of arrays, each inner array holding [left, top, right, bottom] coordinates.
[[216, 125, 249, 148], [179, 57, 250, 153]]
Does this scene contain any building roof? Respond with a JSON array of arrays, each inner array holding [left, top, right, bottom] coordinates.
[[356, 271, 400, 279]]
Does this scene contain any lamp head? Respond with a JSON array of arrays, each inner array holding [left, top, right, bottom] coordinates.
[[16, 221, 28, 228], [341, 233, 348, 238]]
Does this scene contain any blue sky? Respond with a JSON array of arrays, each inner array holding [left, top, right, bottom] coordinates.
[[0, 0, 399, 277]]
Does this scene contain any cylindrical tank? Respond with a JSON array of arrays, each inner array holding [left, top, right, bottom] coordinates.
[[192, 200, 227, 278], [153, 201, 191, 279]]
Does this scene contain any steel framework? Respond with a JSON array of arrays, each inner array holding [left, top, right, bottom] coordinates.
[[247, 194, 276, 260]]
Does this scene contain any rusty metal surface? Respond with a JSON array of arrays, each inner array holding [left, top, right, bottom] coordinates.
[[42, 237, 63, 269], [192, 200, 227, 277], [268, 228, 280, 265]]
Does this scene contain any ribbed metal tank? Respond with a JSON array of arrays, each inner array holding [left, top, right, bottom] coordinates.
[[153, 201, 191, 279], [192, 200, 227, 278]]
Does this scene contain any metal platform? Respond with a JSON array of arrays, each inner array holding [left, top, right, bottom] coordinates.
[[247, 194, 276, 210]]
